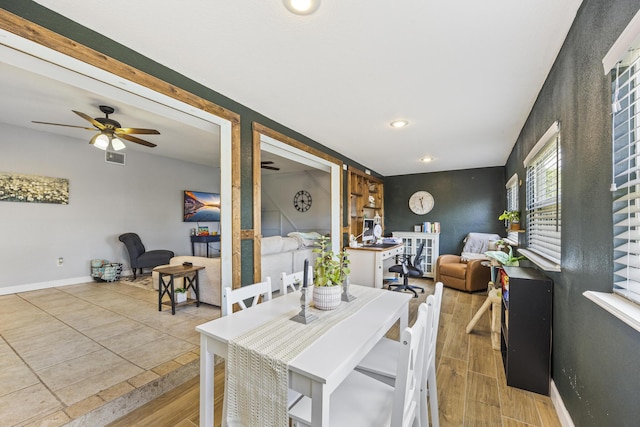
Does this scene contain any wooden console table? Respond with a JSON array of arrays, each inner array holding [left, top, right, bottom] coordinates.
[[154, 264, 204, 315]]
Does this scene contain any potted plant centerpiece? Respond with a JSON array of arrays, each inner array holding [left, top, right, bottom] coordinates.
[[174, 287, 188, 303], [499, 210, 521, 231], [312, 236, 350, 310]]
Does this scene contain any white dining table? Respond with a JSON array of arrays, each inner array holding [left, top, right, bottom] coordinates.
[[196, 284, 411, 427]]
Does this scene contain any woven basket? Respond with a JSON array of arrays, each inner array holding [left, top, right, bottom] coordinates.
[[313, 285, 342, 310]]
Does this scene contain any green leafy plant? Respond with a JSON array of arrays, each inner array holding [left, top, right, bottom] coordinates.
[[313, 236, 350, 286], [498, 210, 520, 223], [485, 246, 526, 266], [174, 287, 187, 293]]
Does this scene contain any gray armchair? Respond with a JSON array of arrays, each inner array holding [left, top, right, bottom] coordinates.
[[118, 233, 174, 280]]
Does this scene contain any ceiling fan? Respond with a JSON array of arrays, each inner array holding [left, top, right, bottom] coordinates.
[[32, 105, 160, 151], [261, 161, 280, 171]]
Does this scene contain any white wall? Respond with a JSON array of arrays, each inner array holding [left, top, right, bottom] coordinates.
[[0, 124, 220, 291], [261, 170, 330, 236]]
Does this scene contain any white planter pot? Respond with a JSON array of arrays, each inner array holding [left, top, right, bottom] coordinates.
[[175, 292, 187, 304], [313, 285, 342, 310]]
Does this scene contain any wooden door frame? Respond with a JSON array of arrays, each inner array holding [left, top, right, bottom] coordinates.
[[252, 122, 343, 282], [0, 10, 242, 290]]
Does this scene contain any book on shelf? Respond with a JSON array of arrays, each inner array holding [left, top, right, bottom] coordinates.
[[421, 221, 440, 233]]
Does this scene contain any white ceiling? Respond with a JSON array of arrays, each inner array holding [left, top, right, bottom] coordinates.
[[18, 1, 582, 176]]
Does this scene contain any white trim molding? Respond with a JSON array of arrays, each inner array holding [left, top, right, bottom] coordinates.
[[603, 9, 640, 73], [550, 380, 575, 427], [583, 291, 640, 333], [506, 173, 518, 189], [0, 276, 93, 295], [524, 121, 560, 168], [518, 248, 561, 272]]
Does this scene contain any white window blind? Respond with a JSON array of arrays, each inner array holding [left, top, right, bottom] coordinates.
[[505, 174, 519, 243], [506, 173, 519, 212], [612, 52, 640, 305], [525, 124, 561, 264]]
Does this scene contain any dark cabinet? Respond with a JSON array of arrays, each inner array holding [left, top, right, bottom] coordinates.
[[500, 266, 553, 395]]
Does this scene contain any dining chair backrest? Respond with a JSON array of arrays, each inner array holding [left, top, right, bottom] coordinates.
[[391, 297, 433, 427], [223, 278, 272, 315], [420, 282, 443, 427], [280, 265, 314, 295]]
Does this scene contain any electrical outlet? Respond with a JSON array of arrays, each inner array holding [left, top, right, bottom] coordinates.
[[57, 257, 64, 267]]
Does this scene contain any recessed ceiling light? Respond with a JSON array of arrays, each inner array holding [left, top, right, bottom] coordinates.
[[390, 120, 409, 128], [421, 157, 432, 163], [283, 0, 321, 15]]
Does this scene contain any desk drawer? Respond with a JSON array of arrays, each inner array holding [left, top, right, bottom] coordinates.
[[381, 246, 404, 260]]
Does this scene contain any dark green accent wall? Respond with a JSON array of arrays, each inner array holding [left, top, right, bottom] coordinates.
[[504, 1, 640, 425], [7, 1, 640, 423], [0, 1, 378, 285], [384, 167, 506, 255]]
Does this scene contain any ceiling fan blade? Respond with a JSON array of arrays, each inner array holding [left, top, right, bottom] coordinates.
[[118, 133, 157, 148], [72, 110, 105, 130], [115, 127, 161, 135], [261, 165, 280, 170], [32, 121, 95, 130], [261, 161, 274, 165]]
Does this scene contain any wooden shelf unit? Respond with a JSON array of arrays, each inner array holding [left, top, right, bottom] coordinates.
[[347, 166, 384, 240]]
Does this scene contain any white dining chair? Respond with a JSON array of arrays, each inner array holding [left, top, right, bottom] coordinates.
[[222, 278, 272, 314], [280, 265, 314, 295], [289, 297, 433, 427], [222, 277, 302, 412], [355, 281, 444, 427]]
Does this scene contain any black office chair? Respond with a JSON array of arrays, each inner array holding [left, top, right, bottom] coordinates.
[[388, 242, 426, 298], [118, 233, 174, 280]]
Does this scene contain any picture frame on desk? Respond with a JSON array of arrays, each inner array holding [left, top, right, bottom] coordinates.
[[414, 225, 422, 232]]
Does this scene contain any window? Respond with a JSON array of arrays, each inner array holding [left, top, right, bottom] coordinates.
[[505, 174, 519, 244], [506, 173, 519, 212], [584, 8, 640, 333], [611, 50, 640, 305], [523, 122, 561, 265]]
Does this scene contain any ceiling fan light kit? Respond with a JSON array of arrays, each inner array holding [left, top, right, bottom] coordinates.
[[90, 132, 110, 150], [33, 105, 160, 151]]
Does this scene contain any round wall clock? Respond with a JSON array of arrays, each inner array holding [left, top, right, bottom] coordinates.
[[408, 191, 434, 215], [293, 190, 312, 212]]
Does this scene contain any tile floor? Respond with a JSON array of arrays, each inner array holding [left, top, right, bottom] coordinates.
[[0, 277, 221, 426]]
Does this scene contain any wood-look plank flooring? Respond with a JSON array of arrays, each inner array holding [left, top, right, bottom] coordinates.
[[109, 280, 562, 427]]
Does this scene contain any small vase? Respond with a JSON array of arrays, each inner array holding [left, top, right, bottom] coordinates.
[[175, 292, 187, 304], [313, 285, 342, 310]]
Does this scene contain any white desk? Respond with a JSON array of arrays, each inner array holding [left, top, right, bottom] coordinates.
[[345, 243, 404, 288], [196, 285, 411, 427]]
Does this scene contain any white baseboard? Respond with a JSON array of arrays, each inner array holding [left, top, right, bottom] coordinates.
[[550, 379, 574, 427], [0, 276, 93, 295]]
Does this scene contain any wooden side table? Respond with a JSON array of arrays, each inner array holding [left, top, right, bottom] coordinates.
[[154, 264, 204, 315]]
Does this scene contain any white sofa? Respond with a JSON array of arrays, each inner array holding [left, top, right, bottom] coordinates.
[[152, 255, 221, 306], [261, 234, 319, 292]]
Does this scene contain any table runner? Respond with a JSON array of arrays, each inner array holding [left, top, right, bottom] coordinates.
[[226, 285, 382, 427]]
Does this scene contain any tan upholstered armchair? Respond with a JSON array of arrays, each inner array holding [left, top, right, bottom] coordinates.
[[435, 232, 501, 292]]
